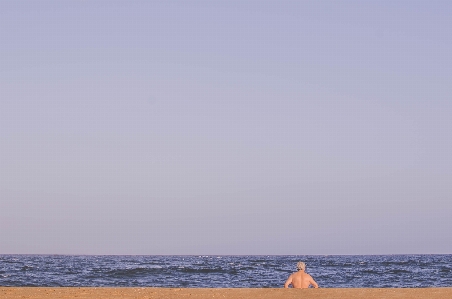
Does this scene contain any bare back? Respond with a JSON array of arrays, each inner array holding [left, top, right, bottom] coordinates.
[[284, 271, 318, 289]]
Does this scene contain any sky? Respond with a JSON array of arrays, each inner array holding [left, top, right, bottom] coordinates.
[[1, 0, 452, 255]]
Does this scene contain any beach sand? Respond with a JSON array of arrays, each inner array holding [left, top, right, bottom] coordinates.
[[2, 287, 452, 299]]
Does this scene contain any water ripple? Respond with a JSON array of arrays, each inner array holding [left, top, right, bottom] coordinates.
[[1, 255, 451, 287]]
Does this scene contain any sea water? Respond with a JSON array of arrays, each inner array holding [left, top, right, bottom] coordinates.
[[1, 255, 451, 288]]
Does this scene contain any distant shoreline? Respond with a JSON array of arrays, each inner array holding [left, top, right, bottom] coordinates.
[[2, 288, 452, 299]]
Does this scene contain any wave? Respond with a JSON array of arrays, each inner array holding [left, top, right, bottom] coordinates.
[[105, 267, 163, 278], [1, 255, 452, 288]]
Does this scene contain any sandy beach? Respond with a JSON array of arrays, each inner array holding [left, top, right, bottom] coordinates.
[[2, 288, 452, 299]]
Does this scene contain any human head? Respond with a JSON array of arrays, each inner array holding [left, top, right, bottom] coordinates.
[[297, 262, 306, 271]]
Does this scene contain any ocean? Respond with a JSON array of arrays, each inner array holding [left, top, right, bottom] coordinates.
[[1, 255, 451, 288]]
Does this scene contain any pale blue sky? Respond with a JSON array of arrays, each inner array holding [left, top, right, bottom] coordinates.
[[1, 0, 451, 255]]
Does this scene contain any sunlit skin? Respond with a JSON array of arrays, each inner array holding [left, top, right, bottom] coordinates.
[[284, 268, 319, 289]]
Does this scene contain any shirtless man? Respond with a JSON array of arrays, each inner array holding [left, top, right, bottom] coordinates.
[[284, 262, 319, 289]]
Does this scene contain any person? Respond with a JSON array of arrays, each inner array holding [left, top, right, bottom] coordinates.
[[284, 261, 319, 289]]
